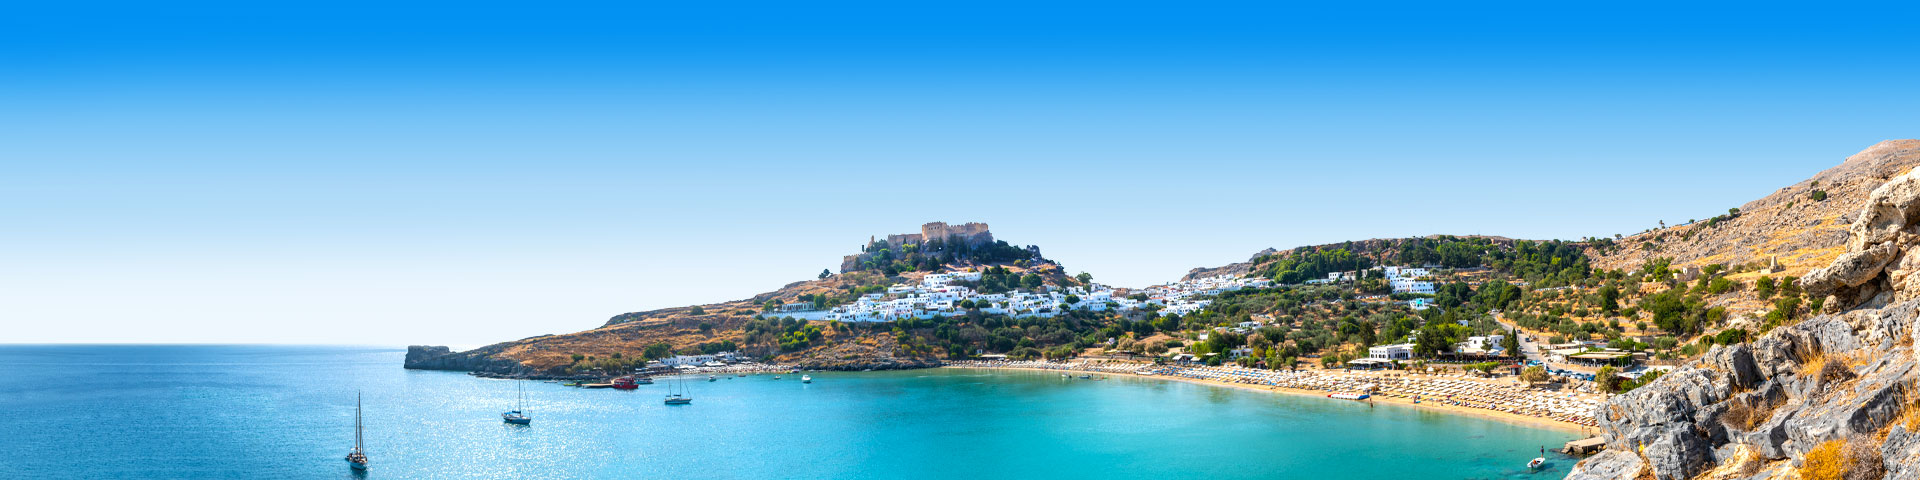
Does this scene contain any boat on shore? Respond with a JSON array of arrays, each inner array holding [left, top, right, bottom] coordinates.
[[1328, 392, 1371, 400], [345, 392, 369, 471]]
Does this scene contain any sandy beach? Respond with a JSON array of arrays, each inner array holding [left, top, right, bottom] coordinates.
[[945, 362, 1600, 435]]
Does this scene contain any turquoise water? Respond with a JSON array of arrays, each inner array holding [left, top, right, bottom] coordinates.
[[0, 345, 1581, 479]]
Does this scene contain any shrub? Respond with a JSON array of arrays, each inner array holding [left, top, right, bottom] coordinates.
[[1810, 189, 1828, 202], [1800, 440, 1847, 480]]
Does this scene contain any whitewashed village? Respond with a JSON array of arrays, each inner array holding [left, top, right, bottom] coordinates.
[[760, 263, 1438, 324]]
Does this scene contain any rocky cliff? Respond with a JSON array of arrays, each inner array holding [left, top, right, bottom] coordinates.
[[1569, 147, 1920, 480]]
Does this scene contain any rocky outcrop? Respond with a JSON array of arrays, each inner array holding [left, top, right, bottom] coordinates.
[[1571, 154, 1920, 479], [1576, 307, 1917, 480], [403, 344, 529, 374], [1566, 450, 1646, 480], [1804, 164, 1920, 312], [843, 221, 1003, 272]]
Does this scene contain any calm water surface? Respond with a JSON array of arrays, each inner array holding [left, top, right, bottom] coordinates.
[[0, 345, 1582, 479]]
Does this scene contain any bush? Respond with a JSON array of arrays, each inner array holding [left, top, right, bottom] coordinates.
[[1810, 189, 1828, 202], [1800, 440, 1847, 480], [1799, 437, 1884, 480], [1520, 366, 1549, 384]]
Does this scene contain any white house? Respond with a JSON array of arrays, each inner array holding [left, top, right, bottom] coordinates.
[[1369, 343, 1414, 360]]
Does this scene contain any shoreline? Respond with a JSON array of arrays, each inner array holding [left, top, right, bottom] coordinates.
[[944, 364, 1596, 435]]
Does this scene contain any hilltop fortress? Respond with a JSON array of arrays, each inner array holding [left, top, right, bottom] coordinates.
[[841, 222, 998, 272]]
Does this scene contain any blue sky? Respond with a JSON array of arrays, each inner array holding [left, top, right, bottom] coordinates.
[[3, 1, 1917, 346]]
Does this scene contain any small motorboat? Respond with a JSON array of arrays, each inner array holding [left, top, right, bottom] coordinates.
[[1328, 392, 1371, 400], [801, 375, 812, 384], [1527, 457, 1546, 470], [611, 376, 639, 390], [635, 377, 654, 385], [1078, 374, 1091, 379], [708, 375, 717, 382]]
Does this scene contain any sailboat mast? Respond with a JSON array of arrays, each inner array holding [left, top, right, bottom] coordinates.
[[354, 391, 364, 451]]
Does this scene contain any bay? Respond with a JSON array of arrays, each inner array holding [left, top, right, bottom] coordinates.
[[0, 345, 1580, 479]]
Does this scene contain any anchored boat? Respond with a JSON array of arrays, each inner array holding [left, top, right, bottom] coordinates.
[[664, 376, 693, 405], [502, 380, 532, 425], [345, 392, 369, 471]]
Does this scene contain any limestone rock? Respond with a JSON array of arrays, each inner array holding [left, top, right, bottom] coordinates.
[[1886, 425, 1920, 480], [1566, 450, 1646, 480]]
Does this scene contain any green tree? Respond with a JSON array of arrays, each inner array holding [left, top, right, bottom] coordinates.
[[1597, 284, 1621, 314], [642, 342, 673, 360], [819, 269, 832, 279], [1520, 366, 1549, 384], [1502, 331, 1521, 356], [1596, 365, 1622, 393], [688, 305, 705, 315]]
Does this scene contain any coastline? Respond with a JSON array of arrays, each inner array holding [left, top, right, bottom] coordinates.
[[945, 365, 1595, 435]]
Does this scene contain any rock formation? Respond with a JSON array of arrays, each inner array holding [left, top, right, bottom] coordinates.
[[1803, 165, 1920, 313], [842, 221, 996, 272], [1569, 149, 1920, 480], [403, 344, 530, 374]]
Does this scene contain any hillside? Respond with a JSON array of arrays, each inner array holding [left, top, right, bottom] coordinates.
[[1592, 140, 1920, 280], [1569, 152, 1920, 480], [405, 222, 1077, 373]]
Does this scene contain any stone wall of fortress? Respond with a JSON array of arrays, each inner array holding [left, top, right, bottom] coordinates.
[[840, 222, 996, 273]]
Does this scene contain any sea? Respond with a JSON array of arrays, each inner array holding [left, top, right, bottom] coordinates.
[[0, 345, 1582, 479]]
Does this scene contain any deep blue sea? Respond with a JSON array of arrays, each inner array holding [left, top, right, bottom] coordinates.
[[0, 345, 1581, 479]]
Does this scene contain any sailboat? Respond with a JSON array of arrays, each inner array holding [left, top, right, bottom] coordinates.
[[502, 380, 532, 425], [664, 375, 692, 405], [345, 391, 369, 470]]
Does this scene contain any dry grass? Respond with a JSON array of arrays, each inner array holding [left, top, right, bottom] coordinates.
[[1721, 397, 1780, 431], [1799, 440, 1847, 480]]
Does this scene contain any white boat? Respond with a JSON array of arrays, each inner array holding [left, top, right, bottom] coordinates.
[[1528, 457, 1546, 470], [1327, 392, 1371, 400], [801, 375, 812, 384], [346, 392, 369, 470], [502, 380, 532, 425], [664, 376, 693, 405]]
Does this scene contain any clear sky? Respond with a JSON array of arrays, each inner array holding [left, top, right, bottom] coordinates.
[[3, 1, 1917, 347]]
